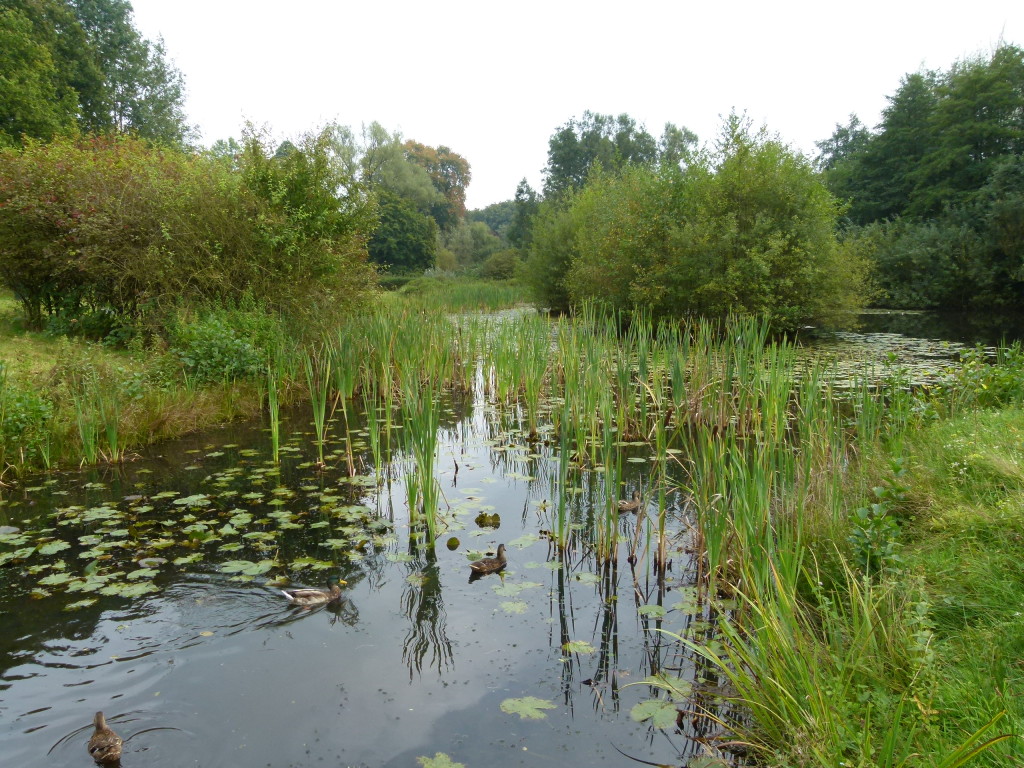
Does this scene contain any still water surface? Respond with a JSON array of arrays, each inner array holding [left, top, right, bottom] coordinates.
[[2, 396, 700, 767]]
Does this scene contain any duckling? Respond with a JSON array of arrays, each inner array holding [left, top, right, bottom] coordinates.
[[87, 711, 122, 764], [280, 581, 346, 607], [469, 544, 507, 575], [618, 490, 642, 513]]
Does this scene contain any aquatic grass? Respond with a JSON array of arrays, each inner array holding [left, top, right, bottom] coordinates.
[[303, 346, 332, 467], [668, 561, 1010, 767], [401, 375, 442, 542], [266, 360, 282, 465]]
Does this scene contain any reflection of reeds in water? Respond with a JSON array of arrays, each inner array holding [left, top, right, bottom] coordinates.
[[400, 547, 453, 678]]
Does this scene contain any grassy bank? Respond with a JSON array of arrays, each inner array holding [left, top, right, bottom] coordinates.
[[676, 350, 1024, 767]]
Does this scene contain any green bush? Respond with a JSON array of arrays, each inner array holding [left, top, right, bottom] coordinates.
[[169, 314, 264, 385], [528, 118, 872, 330], [0, 366, 53, 467], [477, 249, 521, 280], [0, 128, 378, 336]]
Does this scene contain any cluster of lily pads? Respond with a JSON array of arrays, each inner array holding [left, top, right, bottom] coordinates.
[[0, 441, 394, 606]]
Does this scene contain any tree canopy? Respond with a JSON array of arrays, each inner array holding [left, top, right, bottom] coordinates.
[[0, 0, 191, 146]]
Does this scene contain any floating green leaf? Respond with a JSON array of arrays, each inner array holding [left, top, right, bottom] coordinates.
[[500, 696, 557, 720], [562, 640, 596, 654], [38, 541, 70, 555], [416, 753, 465, 768], [65, 598, 98, 611], [220, 559, 275, 576], [501, 600, 528, 614], [637, 604, 667, 618], [630, 698, 678, 729]]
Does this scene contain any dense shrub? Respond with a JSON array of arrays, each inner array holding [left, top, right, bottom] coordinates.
[[477, 249, 521, 280], [529, 119, 872, 329], [0, 365, 53, 467], [0, 128, 379, 337]]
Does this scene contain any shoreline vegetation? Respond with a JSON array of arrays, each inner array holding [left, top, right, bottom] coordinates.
[[2, 280, 1023, 765]]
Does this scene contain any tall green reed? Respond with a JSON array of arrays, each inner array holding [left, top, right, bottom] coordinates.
[[303, 346, 332, 467]]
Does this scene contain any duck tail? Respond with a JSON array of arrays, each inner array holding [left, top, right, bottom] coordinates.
[[279, 590, 295, 601]]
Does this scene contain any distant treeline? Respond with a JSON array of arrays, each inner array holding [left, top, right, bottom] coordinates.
[[816, 44, 1024, 309]]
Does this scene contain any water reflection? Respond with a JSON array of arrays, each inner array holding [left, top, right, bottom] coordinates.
[[4, 396, 703, 767], [400, 544, 453, 678]]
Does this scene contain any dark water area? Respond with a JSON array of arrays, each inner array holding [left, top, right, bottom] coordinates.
[[0, 399, 707, 767], [853, 309, 1024, 347]]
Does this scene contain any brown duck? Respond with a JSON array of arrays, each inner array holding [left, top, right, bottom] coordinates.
[[280, 581, 346, 607], [469, 544, 507, 574], [87, 711, 122, 764], [618, 490, 642, 513]]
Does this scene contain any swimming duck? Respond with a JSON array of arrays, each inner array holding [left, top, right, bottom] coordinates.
[[469, 544, 507, 574], [618, 490, 642, 513], [87, 711, 122, 764], [280, 581, 346, 606]]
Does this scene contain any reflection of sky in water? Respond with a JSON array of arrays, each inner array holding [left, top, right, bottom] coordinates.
[[0, 396, 700, 768]]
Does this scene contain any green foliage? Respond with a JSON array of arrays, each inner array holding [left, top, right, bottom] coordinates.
[[169, 313, 264, 385], [819, 45, 1024, 310], [543, 111, 659, 199], [536, 116, 870, 329], [508, 177, 539, 250], [368, 190, 438, 272], [0, 4, 78, 144], [849, 460, 909, 577], [477, 249, 520, 280], [0, 128, 378, 335], [0, 0, 190, 146], [467, 199, 515, 242], [522, 199, 580, 313], [443, 219, 502, 268], [936, 343, 1024, 409], [0, 365, 53, 467]]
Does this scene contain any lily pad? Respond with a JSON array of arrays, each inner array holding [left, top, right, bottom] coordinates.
[[38, 540, 71, 556], [416, 753, 465, 768], [220, 559, 275, 576], [562, 640, 596, 654], [500, 696, 557, 720], [630, 698, 679, 729], [637, 604, 667, 618]]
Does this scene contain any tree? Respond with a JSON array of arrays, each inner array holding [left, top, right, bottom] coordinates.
[[69, 0, 192, 144], [0, 5, 77, 144], [443, 220, 502, 267], [403, 140, 471, 231], [508, 178, 539, 250], [909, 45, 1024, 217], [360, 122, 442, 213], [659, 122, 698, 169], [467, 199, 515, 243], [367, 190, 438, 273], [550, 117, 870, 330], [542, 111, 660, 199]]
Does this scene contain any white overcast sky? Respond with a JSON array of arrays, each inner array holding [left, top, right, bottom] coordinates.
[[129, 0, 1021, 210]]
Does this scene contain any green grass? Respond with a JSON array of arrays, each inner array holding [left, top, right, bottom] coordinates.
[[893, 409, 1024, 765], [390, 275, 528, 312]]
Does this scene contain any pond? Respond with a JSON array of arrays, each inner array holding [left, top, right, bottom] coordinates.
[[1, 307, 1001, 768], [1, 394, 709, 767]]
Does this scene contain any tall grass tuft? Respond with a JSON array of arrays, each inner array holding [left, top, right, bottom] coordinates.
[[303, 346, 332, 467]]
